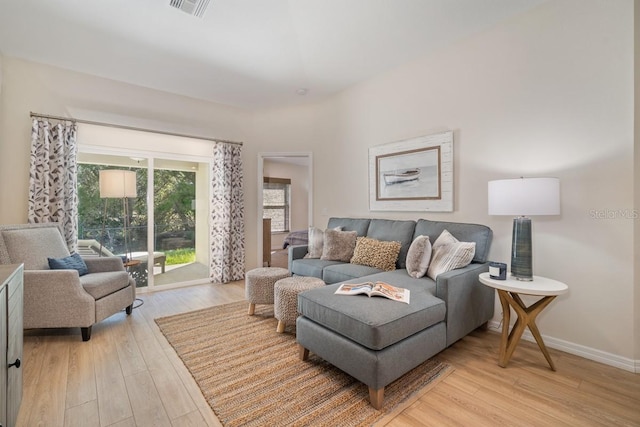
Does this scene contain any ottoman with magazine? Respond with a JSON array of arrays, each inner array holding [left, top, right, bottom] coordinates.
[[297, 280, 447, 410]]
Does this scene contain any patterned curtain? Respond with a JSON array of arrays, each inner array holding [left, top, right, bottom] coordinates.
[[210, 142, 245, 283], [28, 117, 79, 251]]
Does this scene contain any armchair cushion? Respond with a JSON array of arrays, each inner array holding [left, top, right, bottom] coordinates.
[[48, 253, 89, 276], [1, 227, 69, 269], [80, 271, 131, 299]]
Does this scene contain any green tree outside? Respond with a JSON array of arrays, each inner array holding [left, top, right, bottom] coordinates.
[[77, 163, 196, 256]]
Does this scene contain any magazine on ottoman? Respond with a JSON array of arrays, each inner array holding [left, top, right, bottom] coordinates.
[[334, 281, 410, 304]]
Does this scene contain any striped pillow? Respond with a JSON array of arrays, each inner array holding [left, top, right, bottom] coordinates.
[[426, 230, 475, 280]]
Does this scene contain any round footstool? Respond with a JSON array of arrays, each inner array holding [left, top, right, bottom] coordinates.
[[274, 276, 325, 333], [245, 267, 290, 315]]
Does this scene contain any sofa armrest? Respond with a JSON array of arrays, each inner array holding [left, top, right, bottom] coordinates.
[[288, 244, 308, 270], [435, 262, 494, 347], [24, 270, 95, 329], [83, 256, 125, 273]]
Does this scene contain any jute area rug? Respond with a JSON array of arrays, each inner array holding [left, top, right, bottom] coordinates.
[[155, 301, 452, 427]]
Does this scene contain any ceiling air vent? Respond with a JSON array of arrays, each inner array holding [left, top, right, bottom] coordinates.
[[170, 0, 210, 18]]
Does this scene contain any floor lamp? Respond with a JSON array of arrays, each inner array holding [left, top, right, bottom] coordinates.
[[488, 177, 560, 281], [99, 170, 137, 261]]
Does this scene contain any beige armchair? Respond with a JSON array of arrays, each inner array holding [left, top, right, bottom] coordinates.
[[0, 223, 136, 341]]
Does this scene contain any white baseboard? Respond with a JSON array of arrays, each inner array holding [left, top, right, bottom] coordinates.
[[487, 321, 639, 373]]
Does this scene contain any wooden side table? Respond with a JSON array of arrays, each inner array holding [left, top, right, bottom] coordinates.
[[479, 272, 568, 371], [123, 259, 141, 269]]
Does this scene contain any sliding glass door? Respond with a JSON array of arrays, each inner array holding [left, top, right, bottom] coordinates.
[[77, 152, 210, 290], [152, 159, 209, 286]]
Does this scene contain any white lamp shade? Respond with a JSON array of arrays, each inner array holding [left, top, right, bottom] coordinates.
[[99, 170, 137, 198], [488, 177, 560, 216]]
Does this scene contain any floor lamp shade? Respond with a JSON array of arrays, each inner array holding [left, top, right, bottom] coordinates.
[[99, 170, 137, 260], [488, 178, 560, 280], [99, 170, 137, 198]]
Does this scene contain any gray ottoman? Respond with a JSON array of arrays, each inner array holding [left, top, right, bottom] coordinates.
[[245, 267, 290, 315], [274, 276, 325, 333], [297, 281, 446, 409]]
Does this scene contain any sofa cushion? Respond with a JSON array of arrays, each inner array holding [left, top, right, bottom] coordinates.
[[321, 229, 357, 262], [406, 235, 432, 278], [298, 281, 445, 350], [48, 253, 89, 276], [291, 258, 343, 279], [1, 227, 70, 270], [322, 263, 383, 284], [365, 219, 416, 269], [426, 230, 476, 280], [327, 217, 371, 237], [80, 271, 131, 300], [350, 237, 401, 271], [413, 219, 492, 263]]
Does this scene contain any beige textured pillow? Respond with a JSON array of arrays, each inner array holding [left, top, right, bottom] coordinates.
[[307, 226, 342, 259], [406, 235, 432, 278], [321, 229, 357, 262], [350, 237, 402, 271], [427, 230, 475, 280]]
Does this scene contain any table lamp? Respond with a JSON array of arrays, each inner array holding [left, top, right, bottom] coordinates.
[[488, 177, 560, 280]]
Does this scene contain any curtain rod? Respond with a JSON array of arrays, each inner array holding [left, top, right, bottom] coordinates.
[[30, 111, 243, 146]]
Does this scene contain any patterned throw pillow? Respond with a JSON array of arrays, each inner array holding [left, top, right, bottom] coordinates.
[[426, 230, 475, 280], [321, 229, 358, 262], [406, 235, 432, 278], [48, 253, 89, 276], [350, 236, 402, 271]]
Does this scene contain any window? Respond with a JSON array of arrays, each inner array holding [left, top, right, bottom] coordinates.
[[263, 177, 291, 232]]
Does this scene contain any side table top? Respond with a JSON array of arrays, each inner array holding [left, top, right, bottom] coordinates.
[[479, 272, 568, 296]]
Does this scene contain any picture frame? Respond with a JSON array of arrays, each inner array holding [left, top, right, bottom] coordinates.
[[369, 131, 453, 212]]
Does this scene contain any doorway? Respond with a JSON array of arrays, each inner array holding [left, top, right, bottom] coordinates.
[[257, 152, 313, 268]]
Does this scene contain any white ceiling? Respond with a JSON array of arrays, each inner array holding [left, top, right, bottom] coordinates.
[[0, 0, 546, 110]]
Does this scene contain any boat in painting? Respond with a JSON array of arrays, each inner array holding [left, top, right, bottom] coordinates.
[[383, 169, 420, 185]]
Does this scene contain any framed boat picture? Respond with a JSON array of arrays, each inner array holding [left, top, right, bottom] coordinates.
[[369, 131, 453, 212]]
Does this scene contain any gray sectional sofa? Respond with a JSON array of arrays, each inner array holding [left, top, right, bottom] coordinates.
[[288, 217, 494, 409]]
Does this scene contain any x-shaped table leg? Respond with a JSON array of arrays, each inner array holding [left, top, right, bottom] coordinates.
[[497, 289, 557, 370]]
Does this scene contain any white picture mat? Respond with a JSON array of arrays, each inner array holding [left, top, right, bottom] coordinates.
[[369, 131, 453, 212]]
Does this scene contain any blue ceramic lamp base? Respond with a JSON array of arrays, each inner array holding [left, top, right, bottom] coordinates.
[[511, 217, 533, 281]]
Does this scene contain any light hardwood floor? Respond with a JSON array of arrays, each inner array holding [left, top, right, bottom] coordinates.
[[17, 281, 640, 427]]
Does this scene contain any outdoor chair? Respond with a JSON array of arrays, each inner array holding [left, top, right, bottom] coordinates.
[[0, 223, 136, 341], [77, 239, 166, 273]]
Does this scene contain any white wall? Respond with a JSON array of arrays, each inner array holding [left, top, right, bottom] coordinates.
[[634, 0, 640, 366], [250, 0, 636, 364]]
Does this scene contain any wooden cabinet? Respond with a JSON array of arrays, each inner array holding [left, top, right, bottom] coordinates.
[[263, 218, 271, 267], [0, 264, 23, 427]]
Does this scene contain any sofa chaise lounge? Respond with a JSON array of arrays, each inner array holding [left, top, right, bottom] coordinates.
[[288, 217, 494, 408]]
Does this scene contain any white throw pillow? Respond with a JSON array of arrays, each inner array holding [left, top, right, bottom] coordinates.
[[406, 235, 432, 278], [426, 230, 475, 280], [307, 226, 325, 258]]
